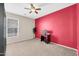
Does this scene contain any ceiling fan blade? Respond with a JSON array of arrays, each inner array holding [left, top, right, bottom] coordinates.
[[29, 11, 32, 13], [35, 11, 38, 14], [36, 8, 41, 10], [30, 3, 35, 9], [24, 8, 31, 10]]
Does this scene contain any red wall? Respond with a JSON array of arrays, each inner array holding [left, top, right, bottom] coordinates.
[[35, 4, 77, 49], [77, 4, 79, 55]]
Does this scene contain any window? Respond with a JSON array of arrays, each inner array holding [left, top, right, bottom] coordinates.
[[7, 18, 19, 37]]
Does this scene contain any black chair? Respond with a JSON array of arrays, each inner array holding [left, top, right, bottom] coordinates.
[[41, 34, 51, 44], [41, 35, 45, 41]]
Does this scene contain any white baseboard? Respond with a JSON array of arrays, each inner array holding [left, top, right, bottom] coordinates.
[[51, 42, 77, 51], [51, 42, 79, 56], [7, 38, 34, 45], [36, 38, 78, 56], [36, 38, 78, 51]]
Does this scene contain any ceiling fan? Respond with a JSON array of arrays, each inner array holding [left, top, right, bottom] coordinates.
[[24, 4, 41, 14]]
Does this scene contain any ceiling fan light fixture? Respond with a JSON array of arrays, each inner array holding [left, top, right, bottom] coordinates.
[[31, 9, 35, 12], [25, 3, 41, 14]]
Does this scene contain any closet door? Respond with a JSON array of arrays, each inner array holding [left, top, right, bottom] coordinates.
[[0, 3, 6, 56]]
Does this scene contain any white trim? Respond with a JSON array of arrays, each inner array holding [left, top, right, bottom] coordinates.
[[36, 38, 78, 55], [51, 42, 77, 51], [6, 17, 19, 39], [36, 38, 76, 51], [51, 42, 79, 56]]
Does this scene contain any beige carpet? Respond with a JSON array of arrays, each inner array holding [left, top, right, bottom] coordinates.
[[6, 39, 77, 56]]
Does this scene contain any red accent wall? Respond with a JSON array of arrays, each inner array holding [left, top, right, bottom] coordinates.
[[35, 4, 77, 49], [77, 4, 79, 55]]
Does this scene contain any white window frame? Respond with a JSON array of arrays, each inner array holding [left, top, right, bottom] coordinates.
[[6, 17, 19, 38]]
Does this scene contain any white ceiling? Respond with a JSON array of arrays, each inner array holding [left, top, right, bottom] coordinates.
[[4, 3, 75, 19]]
